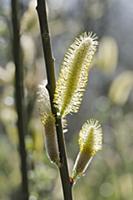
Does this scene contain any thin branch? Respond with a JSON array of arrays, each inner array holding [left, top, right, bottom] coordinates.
[[11, 1, 29, 200], [36, 0, 73, 199]]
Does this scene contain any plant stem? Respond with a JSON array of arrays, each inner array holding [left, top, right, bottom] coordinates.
[[11, 1, 29, 200], [36, 0, 73, 199]]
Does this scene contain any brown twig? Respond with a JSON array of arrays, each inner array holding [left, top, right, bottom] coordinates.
[[36, 0, 73, 199]]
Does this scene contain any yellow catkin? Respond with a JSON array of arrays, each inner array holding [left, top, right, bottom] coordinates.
[[54, 32, 98, 116], [37, 81, 60, 166], [72, 119, 102, 182]]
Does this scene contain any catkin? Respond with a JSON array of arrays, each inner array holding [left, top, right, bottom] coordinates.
[[37, 81, 60, 166], [72, 119, 102, 182], [54, 32, 98, 116]]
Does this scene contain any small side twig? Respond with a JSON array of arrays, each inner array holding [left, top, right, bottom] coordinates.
[[11, 1, 29, 200], [36, 0, 73, 199]]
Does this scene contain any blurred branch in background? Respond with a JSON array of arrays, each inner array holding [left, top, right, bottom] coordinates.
[[11, 0, 29, 200]]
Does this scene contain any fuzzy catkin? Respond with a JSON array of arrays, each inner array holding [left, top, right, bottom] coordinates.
[[72, 119, 102, 182], [54, 32, 98, 116]]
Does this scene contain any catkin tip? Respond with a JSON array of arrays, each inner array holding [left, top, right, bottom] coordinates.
[[37, 80, 51, 118], [79, 119, 103, 155]]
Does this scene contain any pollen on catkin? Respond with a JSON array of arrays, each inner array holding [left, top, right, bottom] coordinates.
[[37, 81, 60, 166], [72, 119, 102, 182], [54, 32, 98, 117]]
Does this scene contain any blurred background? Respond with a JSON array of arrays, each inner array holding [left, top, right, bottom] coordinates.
[[0, 0, 133, 199]]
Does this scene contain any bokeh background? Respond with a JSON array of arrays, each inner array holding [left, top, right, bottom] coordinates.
[[0, 0, 133, 199]]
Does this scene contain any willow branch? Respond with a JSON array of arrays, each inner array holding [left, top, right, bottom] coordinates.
[[11, 1, 29, 200], [36, 0, 73, 199]]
